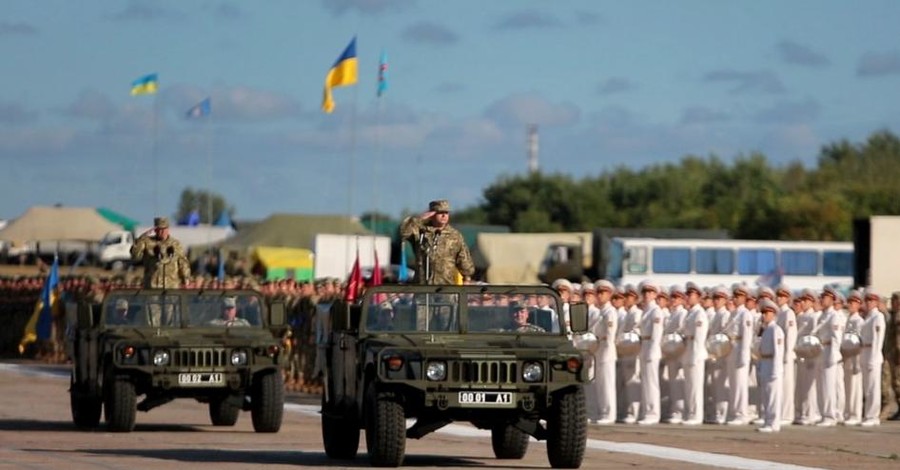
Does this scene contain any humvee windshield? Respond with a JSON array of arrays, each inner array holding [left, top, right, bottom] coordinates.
[[102, 292, 264, 328], [364, 291, 561, 334]]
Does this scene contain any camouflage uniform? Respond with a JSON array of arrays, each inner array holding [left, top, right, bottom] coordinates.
[[400, 199, 475, 285], [130, 217, 191, 289], [884, 294, 900, 419]]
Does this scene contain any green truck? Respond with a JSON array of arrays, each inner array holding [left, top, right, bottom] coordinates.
[[321, 284, 590, 468], [68, 288, 287, 432]]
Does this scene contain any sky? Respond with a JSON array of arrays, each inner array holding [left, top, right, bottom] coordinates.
[[2, 0, 900, 225]]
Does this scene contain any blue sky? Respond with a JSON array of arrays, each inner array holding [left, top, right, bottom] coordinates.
[[2, 0, 900, 225]]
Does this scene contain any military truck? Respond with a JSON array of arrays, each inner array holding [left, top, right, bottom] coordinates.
[[321, 284, 590, 468], [68, 288, 287, 432]]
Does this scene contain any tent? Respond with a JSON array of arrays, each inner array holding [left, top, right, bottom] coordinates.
[[477, 232, 592, 284], [253, 246, 314, 281], [221, 214, 371, 251], [0, 206, 122, 242], [97, 207, 139, 232]]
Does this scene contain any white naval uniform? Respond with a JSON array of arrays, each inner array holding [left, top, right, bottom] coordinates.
[[663, 304, 687, 423], [617, 305, 642, 422], [639, 301, 664, 424], [587, 301, 618, 423], [843, 312, 864, 423], [757, 320, 784, 430], [776, 303, 797, 424], [816, 307, 844, 424], [682, 303, 708, 423], [795, 308, 821, 424], [726, 305, 753, 423], [709, 306, 732, 423], [860, 308, 886, 424]]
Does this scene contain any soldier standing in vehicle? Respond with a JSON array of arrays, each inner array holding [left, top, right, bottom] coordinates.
[[400, 200, 474, 285], [131, 217, 191, 289]]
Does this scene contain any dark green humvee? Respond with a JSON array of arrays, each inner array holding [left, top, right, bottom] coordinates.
[[68, 289, 287, 432], [321, 285, 590, 468]]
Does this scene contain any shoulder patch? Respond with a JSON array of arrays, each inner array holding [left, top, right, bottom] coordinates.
[[745, 321, 751, 327], [777, 338, 782, 345], [607, 321, 613, 327], [788, 321, 794, 327], [696, 320, 703, 327], [876, 326, 881, 332], [832, 325, 839, 331], [653, 317, 660, 324]]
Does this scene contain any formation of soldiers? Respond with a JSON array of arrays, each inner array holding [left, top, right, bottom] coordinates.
[[551, 278, 898, 431]]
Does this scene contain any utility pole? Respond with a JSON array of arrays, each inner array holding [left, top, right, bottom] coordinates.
[[527, 124, 539, 174]]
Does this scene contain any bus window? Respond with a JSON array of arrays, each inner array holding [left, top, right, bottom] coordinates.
[[823, 251, 853, 276], [696, 248, 733, 274], [607, 240, 623, 281], [737, 249, 776, 275], [626, 246, 648, 274], [652, 248, 691, 274], [782, 250, 818, 275]]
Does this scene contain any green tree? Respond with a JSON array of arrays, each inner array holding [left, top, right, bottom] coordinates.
[[176, 188, 234, 224]]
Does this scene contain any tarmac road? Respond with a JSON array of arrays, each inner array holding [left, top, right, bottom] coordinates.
[[0, 362, 897, 470]]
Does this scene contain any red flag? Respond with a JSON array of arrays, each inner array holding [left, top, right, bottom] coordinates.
[[372, 248, 383, 287], [344, 251, 363, 303]]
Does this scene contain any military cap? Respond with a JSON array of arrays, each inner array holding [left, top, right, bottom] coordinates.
[[745, 288, 758, 300], [847, 289, 863, 303], [732, 283, 748, 297], [508, 301, 527, 312], [684, 282, 702, 295], [612, 287, 625, 299], [570, 283, 582, 294], [821, 286, 838, 299], [801, 288, 818, 301], [624, 284, 638, 297], [115, 298, 128, 309], [835, 292, 846, 304], [713, 286, 730, 299], [864, 290, 880, 302], [581, 282, 597, 294], [656, 289, 669, 299], [775, 284, 792, 298], [594, 279, 615, 293], [758, 287, 775, 300], [758, 299, 778, 313], [551, 278, 572, 292], [669, 285, 685, 299], [154, 216, 170, 229], [429, 199, 450, 212], [223, 296, 237, 308], [638, 280, 658, 293]]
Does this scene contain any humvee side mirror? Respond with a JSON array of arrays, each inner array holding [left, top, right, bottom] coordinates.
[[77, 304, 93, 329], [569, 302, 588, 334], [269, 302, 286, 326]]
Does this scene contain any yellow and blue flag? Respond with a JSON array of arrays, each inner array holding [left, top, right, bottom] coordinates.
[[377, 50, 388, 97], [186, 97, 211, 118], [322, 37, 358, 113], [131, 73, 159, 96], [19, 257, 62, 354]]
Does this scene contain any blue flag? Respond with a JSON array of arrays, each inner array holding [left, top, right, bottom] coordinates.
[[19, 256, 60, 353], [186, 97, 211, 118], [398, 240, 409, 282], [217, 251, 226, 282]]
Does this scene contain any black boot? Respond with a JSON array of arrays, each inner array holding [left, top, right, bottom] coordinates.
[[889, 409, 900, 421]]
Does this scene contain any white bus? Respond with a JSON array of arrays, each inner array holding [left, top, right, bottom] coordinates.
[[606, 237, 854, 291]]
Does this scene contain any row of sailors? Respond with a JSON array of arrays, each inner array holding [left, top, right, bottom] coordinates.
[[551, 279, 887, 433]]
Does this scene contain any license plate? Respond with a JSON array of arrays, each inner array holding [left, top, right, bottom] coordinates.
[[458, 391, 515, 407], [177, 373, 224, 386]]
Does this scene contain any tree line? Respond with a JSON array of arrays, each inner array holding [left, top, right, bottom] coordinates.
[[453, 130, 900, 241]]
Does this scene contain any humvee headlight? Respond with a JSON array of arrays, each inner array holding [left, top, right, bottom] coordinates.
[[426, 361, 447, 381], [152, 350, 170, 367], [566, 356, 581, 373], [522, 362, 543, 382], [121, 345, 136, 359], [231, 350, 248, 366]]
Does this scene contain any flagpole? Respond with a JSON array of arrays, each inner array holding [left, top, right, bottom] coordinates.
[[206, 98, 213, 243], [347, 53, 360, 279], [152, 91, 160, 215]]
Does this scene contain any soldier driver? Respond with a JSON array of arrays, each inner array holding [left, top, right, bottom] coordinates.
[[400, 200, 474, 285], [131, 217, 191, 289]]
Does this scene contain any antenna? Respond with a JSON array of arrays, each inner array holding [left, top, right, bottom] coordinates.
[[527, 124, 539, 174]]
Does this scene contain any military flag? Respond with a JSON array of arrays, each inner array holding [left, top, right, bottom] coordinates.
[[19, 256, 61, 354], [344, 249, 363, 303], [186, 97, 211, 118], [322, 36, 358, 113], [130, 73, 159, 96]]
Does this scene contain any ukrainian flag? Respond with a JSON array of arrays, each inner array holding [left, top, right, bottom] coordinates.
[[322, 37, 358, 113], [131, 73, 159, 96], [19, 257, 62, 354]]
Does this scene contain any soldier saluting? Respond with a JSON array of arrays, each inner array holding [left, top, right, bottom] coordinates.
[[400, 199, 474, 285], [131, 217, 191, 289]]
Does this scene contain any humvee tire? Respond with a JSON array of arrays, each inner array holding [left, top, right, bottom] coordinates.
[[104, 377, 137, 432], [365, 384, 406, 467], [546, 387, 587, 469], [209, 396, 241, 426], [70, 373, 101, 428], [251, 371, 284, 433], [322, 392, 361, 459], [491, 423, 530, 459]]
